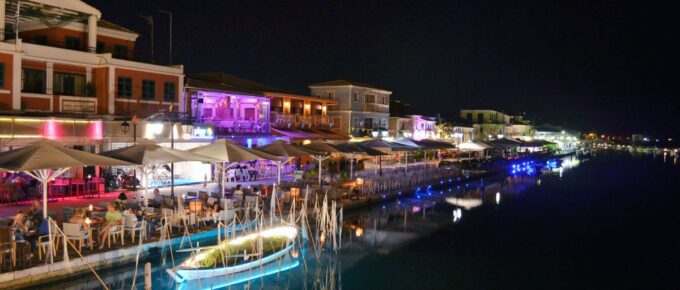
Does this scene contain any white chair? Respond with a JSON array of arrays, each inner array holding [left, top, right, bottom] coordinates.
[[37, 223, 60, 260], [219, 209, 236, 223], [226, 170, 237, 183], [107, 221, 124, 248], [124, 214, 145, 243], [160, 208, 180, 235], [63, 223, 88, 253]]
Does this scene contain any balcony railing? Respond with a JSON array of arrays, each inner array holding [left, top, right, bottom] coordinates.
[[196, 118, 269, 135], [271, 112, 340, 129], [17, 37, 134, 60], [364, 103, 389, 113]]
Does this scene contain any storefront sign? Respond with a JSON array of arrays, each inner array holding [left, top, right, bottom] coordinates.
[[62, 99, 97, 114], [193, 126, 214, 139]]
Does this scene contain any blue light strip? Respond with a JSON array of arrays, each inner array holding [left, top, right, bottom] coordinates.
[[179, 260, 301, 290]]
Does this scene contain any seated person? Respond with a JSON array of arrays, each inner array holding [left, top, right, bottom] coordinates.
[[117, 191, 128, 202], [98, 204, 122, 250], [234, 184, 245, 204], [28, 198, 43, 226], [152, 188, 163, 207], [69, 209, 91, 244], [12, 211, 29, 241]]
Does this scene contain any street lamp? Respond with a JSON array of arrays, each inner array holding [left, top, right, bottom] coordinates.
[[120, 120, 130, 133], [121, 119, 138, 190]]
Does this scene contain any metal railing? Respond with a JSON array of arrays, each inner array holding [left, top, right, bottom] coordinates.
[[364, 103, 389, 113], [271, 112, 340, 129]]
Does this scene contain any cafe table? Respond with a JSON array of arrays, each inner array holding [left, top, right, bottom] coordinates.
[[86, 219, 104, 250]]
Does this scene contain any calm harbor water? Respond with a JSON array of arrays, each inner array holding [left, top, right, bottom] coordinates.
[[34, 151, 680, 290]]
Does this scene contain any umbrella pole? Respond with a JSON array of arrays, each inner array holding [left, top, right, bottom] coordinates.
[[405, 152, 408, 173], [143, 167, 149, 208], [318, 157, 322, 188], [221, 162, 226, 197], [349, 155, 354, 178], [41, 171, 49, 219], [277, 160, 282, 185]]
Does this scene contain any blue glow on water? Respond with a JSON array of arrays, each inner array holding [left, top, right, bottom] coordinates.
[[179, 260, 301, 290]]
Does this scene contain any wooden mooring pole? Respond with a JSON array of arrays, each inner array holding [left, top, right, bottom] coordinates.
[[144, 262, 152, 290]]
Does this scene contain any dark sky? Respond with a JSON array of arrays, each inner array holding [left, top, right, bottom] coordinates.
[[86, 0, 680, 138]]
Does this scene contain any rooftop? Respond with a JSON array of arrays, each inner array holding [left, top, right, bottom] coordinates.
[[308, 79, 390, 92]]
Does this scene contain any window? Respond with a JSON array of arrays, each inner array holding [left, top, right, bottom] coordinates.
[[326, 91, 335, 100], [117, 77, 133, 98], [0, 63, 4, 88], [21, 69, 46, 94], [65, 36, 81, 50], [53, 72, 86, 96], [35, 36, 48, 45], [382, 96, 387, 104], [352, 93, 359, 102], [113, 45, 128, 59], [142, 80, 155, 100], [365, 94, 376, 103], [466, 113, 472, 121], [96, 41, 105, 53], [477, 113, 484, 123], [163, 82, 176, 102]]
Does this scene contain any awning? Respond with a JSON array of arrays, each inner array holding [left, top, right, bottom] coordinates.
[[458, 141, 492, 151], [486, 138, 523, 148], [520, 139, 555, 147], [410, 139, 456, 150], [272, 128, 348, 141]]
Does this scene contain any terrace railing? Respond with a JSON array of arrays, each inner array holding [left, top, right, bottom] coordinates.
[[271, 112, 340, 129]]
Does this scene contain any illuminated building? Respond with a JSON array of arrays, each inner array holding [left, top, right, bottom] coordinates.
[[460, 109, 510, 140], [0, 1, 185, 182], [185, 72, 344, 145], [388, 114, 438, 140], [309, 80, 391, 140]]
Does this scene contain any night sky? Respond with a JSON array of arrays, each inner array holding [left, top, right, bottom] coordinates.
[[86, 0, 680, 138]]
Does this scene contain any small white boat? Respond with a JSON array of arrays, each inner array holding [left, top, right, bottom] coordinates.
[[446, 197, 483, 210], [167, 225, 298, 283]]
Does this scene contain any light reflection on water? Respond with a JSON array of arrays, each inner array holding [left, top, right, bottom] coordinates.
[[33, 155, 582, 290]]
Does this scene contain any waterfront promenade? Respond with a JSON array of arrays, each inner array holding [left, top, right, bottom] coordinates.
[[0, 161, 466, 289]]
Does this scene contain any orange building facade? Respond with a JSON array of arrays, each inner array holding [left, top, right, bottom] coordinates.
[[0, 1, 183, 120]]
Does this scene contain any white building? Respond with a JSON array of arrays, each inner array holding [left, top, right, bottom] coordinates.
[[388, 115, 438, 140], [309, 80, 391, 139], [460, 109, 510, 140]]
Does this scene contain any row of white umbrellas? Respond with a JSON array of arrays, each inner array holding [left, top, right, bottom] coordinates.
[[0, 137, 453, 217]]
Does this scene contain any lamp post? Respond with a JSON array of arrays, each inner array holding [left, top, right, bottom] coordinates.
[[159, 10, 173, 65], [121, 120, 137, 190]]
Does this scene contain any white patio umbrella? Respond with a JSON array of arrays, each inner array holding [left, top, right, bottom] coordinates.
[[255, 140, 316, 184], [332, 142, 383, 178], [304, 142, 341, 187], [391, 138, 422, 172], [0, 140, 132, 265], [0, 140, 132, 218], [187, 139, 281, 196], [101, 139, 217, 207]]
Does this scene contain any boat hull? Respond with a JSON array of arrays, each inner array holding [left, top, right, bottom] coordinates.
[[167, 243, 295, 283]]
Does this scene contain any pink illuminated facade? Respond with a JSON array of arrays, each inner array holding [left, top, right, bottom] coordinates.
[[184, 73, 276, 146]]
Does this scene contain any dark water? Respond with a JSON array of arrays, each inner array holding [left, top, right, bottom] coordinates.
[[36, 152, 680, 289]]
